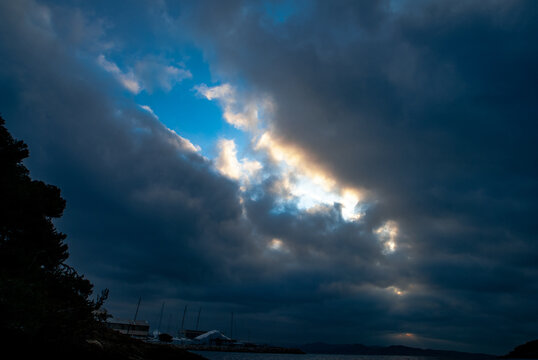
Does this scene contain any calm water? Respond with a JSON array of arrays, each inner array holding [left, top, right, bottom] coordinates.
[[192, 352, 442, 360]]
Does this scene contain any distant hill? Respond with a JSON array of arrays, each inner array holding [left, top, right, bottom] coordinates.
[[502, 339, 538, 359], [300, 342, 496, 360]]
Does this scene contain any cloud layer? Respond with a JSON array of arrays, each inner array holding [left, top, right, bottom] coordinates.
[[1, 0, 537, 354], [178, 0, 538, 350]]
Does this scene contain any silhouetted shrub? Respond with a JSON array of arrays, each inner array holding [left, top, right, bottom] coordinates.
[[159, 333, 173, 343], [0, 115, 107, 345]]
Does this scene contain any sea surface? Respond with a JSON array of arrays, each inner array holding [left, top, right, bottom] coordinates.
[[192, 352, 447, 360]]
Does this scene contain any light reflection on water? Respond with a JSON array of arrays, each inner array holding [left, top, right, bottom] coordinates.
[[192, 351, 440, 360]]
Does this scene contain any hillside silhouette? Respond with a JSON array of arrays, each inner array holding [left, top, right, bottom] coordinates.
[[502, 339, 538, 359], [0, 115, 204, 359]]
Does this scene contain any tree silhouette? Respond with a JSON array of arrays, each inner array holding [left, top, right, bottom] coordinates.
[[0, 115, 107, 344]]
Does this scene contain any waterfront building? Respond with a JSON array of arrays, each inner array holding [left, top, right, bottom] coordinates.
[[106, 318, 150, 339]]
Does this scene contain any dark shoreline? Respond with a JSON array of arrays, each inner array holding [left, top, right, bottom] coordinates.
[[172, 344, 305, 354], [298, 342, 497, 360], [3, 328, 207, 360]]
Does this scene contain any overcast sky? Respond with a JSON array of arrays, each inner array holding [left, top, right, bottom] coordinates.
[[1, 0, 537, 355]]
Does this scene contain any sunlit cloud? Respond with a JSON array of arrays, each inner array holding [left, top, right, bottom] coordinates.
[[223, 105, 258, 130], [138, 103, 201, 155], [97, 54, 141, 94], [269, 238, 284, 251], [139, 104, 158, 119], [256, 131, 364, 221], [265, 238, 292, 256], [375, 220, 399, 254], [195, 83, 259, 130], [215, 139, 262, 183], [167, 128, 201, 153], [195, 83, 234, 101], [133, 57, 191, 93], [394, 332, 417, 340], [320, 282, 410, 298], [387, 285, 405, 296], [99, 55, 190, 95]]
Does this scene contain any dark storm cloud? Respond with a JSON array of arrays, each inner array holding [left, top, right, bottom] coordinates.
[[0, 1, 402, 342], [175, 0, 538, 353], [1, 0, 537, 354], [0, 0, 254, 314]]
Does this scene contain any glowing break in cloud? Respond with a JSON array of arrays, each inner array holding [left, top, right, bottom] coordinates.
[[256, 131, 363, 221], [375, 220, 398, 254], [198, 83, 365, 221]]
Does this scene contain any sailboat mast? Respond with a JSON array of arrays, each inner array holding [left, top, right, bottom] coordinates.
[[127, 296, 142, 336], [134, 296, 141, 322], [230, 312, 234, 339], [157, 302, 165, 333], [180, 305, 187, 334], [196, 307, 202, 330]]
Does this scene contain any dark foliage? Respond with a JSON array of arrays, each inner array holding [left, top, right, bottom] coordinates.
[[158, 333, 173, 343], [0, 115, 107, 344]]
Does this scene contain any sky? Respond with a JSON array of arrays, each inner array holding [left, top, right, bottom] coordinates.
[[1, 0, 537, 355]]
